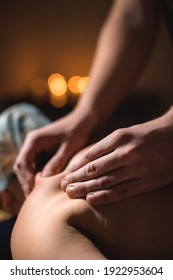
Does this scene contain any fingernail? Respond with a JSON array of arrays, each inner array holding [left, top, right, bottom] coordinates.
[[86, 192, 96, 204], [87, 192, 95, 197], [24, 189, 30, 198], [66, 185, 76, 197]]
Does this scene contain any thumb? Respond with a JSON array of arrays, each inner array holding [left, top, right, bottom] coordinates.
[[42, 142, 73, 176]]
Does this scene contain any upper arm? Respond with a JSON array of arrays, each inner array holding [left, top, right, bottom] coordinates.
[[105, 0, 160, 35]]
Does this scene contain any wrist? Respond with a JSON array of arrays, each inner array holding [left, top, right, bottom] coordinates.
[[73, 104, 99, 135], [68, 106, 97, 140], [160, 106, 173, 127]]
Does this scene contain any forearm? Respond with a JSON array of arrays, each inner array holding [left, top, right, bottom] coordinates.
[[74, 0, 160, 133], [159, 106, 173, 128]]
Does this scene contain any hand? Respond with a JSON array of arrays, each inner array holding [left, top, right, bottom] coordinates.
[[61, 109, 173, 205], [13, 110, 91, 196]]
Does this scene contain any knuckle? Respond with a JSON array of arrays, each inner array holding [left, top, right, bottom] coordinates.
[[13, 159, 26, 171], [96, 176, 113, 189], [86, 149, 94, 162], [26, 130, 35, 140], [124, 144, 137, 158], [107, 174, 116, 186], [25, 130, 38, 145], [96, 178, 105, 189], [113, 128, 132, 145], [125, 143, 142, 161], [113, 129, 124, 140], [77, 184, 87, 196], [13, 160, 23, 173], [86, 162, 99, 178]]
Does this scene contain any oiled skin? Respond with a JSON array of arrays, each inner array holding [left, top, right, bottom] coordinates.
[[11, 149, 173, 260]]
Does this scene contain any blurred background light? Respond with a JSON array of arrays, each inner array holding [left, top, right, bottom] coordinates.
[[48, 73, 68, 108], [68, 76, 81, 94], [50, 94, 68, 108], [77, 76, 90, 93], [48, 73, 67, 96], [68, 75, 90, 95]]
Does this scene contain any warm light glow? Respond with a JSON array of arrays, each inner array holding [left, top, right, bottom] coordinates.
[[50, 94, 68, 108], [68, 76, 81, 94], [78, 76, 90, 93], [47, 73, 89, 107], [48, 73, 67, 96], [30, 78, 48, 96]]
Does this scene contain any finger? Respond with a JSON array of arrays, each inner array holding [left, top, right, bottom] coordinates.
[[22, 183, 33, 198], [61, 149, 126, 190], [13, 160, 35, 197], [15, 132, 40, 164], [34, 172, 43, 186], [13, 132, 40, 187], [67, 130, 125, 172], [65, 167, 135, 198], [42, 141, 79, 176], [86, 178, 142, 205]]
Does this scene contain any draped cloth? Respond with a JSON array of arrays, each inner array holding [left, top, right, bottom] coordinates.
[[0, 103, 50, 191]]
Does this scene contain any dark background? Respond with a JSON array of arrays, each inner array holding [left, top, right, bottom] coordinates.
[[0, 0, 112, 112], [0, 0, 173, 119], [1, 0, 173, 261]]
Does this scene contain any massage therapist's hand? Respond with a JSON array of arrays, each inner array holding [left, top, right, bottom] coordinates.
[[61, 108, 173, 205], [13, 110, 93, 196]]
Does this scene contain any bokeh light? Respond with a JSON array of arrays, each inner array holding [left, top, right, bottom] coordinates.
[[78, 76, 89, 93], [50, 94, 68, 108], [47, 73, 89, 107], [68, 76, 81, 94], [48, 73, 67, 96], [48, 73, 68, 107]]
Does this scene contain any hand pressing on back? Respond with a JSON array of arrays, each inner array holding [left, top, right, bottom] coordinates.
[[61, 108, 173, 205], [13, 110, 93, 197]]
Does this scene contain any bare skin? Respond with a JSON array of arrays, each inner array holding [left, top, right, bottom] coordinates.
[[62, 107, 173, 204], [13, 0, 161, 201], [11, 149, 173, 260]]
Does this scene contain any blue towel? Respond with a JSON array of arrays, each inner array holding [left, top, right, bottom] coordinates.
[[0, 103, 50, 191]]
